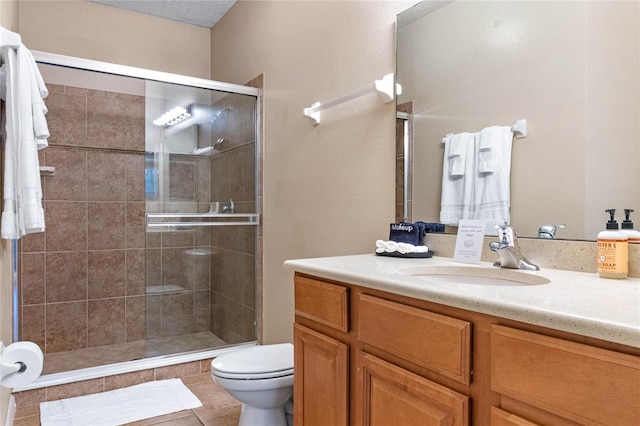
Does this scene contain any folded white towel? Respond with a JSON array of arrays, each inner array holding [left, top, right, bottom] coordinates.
[[440, 132, 475, 225], [375, 240, 429, 254], [444, 132, 472, 177], [477, 125, 512, 174], [473, 125, 513, 227]]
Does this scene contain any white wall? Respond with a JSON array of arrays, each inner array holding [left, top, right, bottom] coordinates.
[[210, 1, 413, 344]]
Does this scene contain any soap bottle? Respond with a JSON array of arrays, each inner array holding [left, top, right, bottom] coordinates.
[[620, 209, 640, 243], [597, 209, 628, 279]]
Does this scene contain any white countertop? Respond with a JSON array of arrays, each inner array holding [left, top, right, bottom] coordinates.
[[284, 254, 640, 348]]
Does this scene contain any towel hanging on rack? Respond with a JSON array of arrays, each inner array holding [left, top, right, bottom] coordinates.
[[1, 31, 50, 239]]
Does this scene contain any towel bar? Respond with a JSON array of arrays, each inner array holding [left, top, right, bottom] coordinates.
[[441, 119, 527, 143], [303, 73, 398, 125], [146, 213, 259, 227]]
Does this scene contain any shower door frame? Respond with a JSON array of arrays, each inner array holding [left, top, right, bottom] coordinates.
[[13, 51, 263, 390]]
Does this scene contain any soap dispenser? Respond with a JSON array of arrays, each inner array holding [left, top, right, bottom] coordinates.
[[597, 209, 628, 279], [620, 209, 640, 243]]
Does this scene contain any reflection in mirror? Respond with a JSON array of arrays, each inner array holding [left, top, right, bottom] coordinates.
[[397, 0, 639, 241]]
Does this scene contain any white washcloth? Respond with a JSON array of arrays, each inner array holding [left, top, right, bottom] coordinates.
[[477, 125, 511, 174], [375, 240, 429, 254], [1, 44, 49, 239], [440, 132, 475, 225], [473, 125, 513, 227], [444, 132, 471, 177], [40, 379, 202, 426]]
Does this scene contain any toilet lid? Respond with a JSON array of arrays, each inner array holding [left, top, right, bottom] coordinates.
[[212, 343, 294, 379]]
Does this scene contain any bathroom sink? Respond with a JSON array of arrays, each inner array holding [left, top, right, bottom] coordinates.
[[399, 265, 550, 286]]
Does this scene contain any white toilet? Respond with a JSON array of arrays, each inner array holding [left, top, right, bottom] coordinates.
[[211, 343, 294, 426]]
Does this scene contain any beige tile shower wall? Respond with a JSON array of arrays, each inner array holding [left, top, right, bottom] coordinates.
[[19, 84, 147, 355]]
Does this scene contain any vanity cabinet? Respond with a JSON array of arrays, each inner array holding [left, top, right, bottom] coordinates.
[[294, 273, 471, 426], [491, 325, 640, 425], [293, 272, 640, 426], [293, 275, 350, 426]]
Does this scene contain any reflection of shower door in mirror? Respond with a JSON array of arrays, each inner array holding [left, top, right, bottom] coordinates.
[[17, 53, 260, 376], [396, 102, 413, 223]]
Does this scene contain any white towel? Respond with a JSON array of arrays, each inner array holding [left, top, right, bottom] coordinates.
[[440, 132, 475, 225], [444, 132, 470, 177], [1, 44, 49, 239], [40, 379, 202, 426], [26, 48, 49, 146], [375, 240, 429, 254], [473, 125, 513, 228]]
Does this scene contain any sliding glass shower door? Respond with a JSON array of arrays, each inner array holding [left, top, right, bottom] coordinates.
[[17, 53, 260, 375], [143, 80, 259, 355]]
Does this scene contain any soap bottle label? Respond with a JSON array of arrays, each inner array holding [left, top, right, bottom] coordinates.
[[597, 239, 629, 274]]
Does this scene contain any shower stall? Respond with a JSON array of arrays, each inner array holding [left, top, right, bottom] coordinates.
[[14, 52, 261, 380]]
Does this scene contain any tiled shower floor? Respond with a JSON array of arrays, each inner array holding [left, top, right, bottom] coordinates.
[[43, 331, 228, 374]]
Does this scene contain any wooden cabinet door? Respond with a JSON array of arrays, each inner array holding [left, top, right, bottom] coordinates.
[[294, 323, 348, 426], [357, 351, 469, 426]]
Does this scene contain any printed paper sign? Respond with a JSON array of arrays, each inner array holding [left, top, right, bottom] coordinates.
[[454, 220, 487, 264]]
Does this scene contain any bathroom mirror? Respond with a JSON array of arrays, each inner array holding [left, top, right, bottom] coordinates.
[[397, 0, 639, 241]]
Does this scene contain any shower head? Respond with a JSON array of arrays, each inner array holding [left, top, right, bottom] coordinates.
[[211, 107, 232, 124]]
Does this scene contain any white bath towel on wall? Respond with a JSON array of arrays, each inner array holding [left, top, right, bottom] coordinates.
[[473, 125, 513, 228], [1, 44, 49, 239], [440, 132, 475, 224]]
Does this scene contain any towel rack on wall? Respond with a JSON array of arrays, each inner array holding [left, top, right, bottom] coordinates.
[[0, 26, 21, 50], [146, 213, 259, 228], [303, 73, 399, 125], [441, 119, 527, 143]]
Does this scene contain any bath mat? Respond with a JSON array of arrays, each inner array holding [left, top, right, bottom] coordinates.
[[39, 378, 202, 426]]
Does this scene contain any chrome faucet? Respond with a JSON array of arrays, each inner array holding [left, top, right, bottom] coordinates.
[[222, 198, 234, 214], [537, 224, 565, 239], [489, 223, 539, 270]]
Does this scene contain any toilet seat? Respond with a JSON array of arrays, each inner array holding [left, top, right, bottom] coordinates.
[[211, 343, 293, 380]]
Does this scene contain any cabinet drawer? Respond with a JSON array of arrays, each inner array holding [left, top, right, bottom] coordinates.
[[491, 325, 640, 425], [295, 275, 349, 332], [358, 293, 471, 384], [491, 407, 539, 426]]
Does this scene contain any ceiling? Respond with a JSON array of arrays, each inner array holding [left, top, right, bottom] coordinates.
[[88, 0, 237, 28]]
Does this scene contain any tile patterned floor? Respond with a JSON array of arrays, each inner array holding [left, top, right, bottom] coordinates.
[[13, 372, 242, 426]]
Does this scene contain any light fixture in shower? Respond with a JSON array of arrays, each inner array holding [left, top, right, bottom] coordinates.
[[153, 104, 192, 127]]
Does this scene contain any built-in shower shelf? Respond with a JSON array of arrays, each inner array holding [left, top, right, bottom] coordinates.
[[146, 284, 186, 295], [146, 213, 259, 228]]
